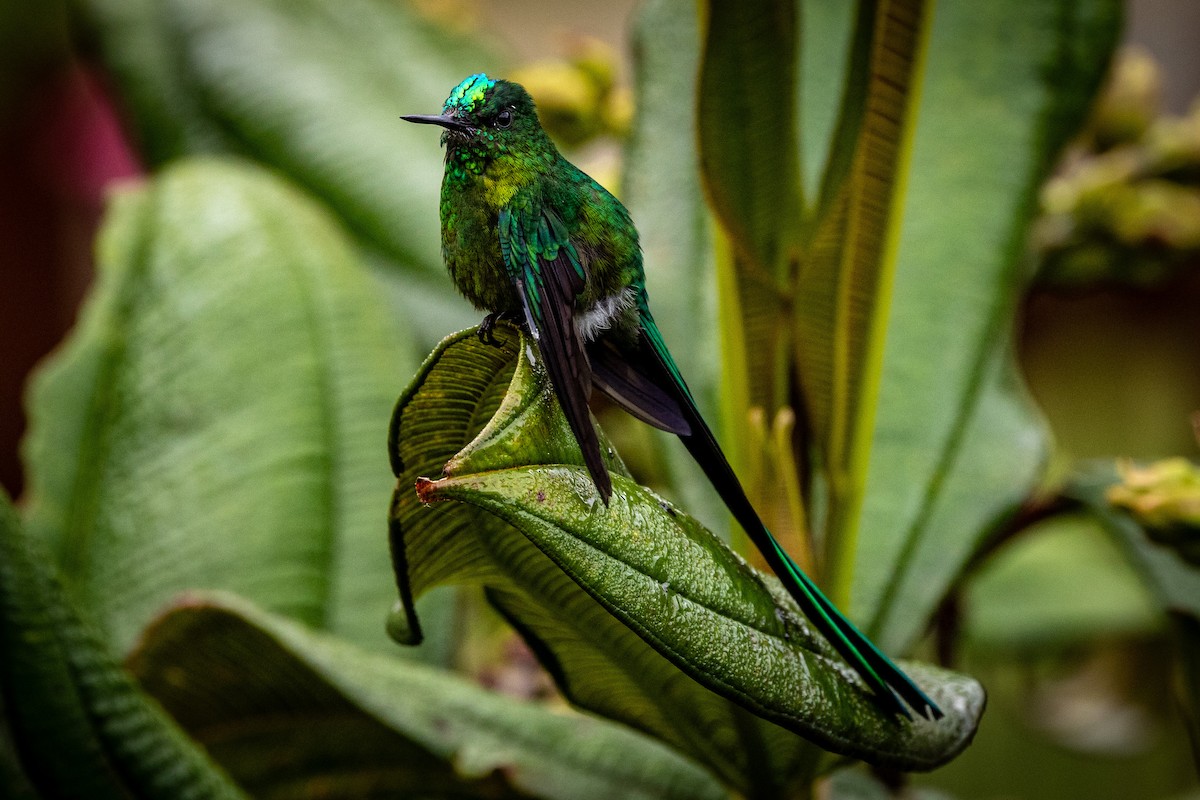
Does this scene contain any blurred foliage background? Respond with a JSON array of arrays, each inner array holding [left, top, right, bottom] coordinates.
[[2, 0, 1199, 798]]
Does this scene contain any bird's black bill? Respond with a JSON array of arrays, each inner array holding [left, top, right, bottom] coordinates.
[[401, 113, 471, 132]]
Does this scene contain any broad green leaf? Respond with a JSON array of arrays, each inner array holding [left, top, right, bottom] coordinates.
[[861, 353, 1046, 648], [390, 326, 984, 789], [0, 490, 247, 799], [21, 157, 435, 659], [72, 0, 491, 342], [161, 0, 488, 277], [425, 467, 981, 765], [849, 0, 1123, 649], [128, 593, 722, 800]]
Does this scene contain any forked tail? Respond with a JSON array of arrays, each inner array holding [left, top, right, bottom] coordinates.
[[638, 323, 943, 721]]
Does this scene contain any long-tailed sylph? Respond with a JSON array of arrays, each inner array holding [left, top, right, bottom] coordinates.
[[403, 73, 942, 721]]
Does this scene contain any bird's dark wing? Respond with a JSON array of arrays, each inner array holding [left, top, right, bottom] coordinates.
[[587, 336, 691, 436], [498, 205, 611, 502]]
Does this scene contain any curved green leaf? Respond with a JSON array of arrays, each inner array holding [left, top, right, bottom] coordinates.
[[390, 326, 984, 787], [427, 467, 982, 760], [22, 157, 431, 658], [128, 593, 722, 800], [0, 490, 247, 799], [1078, 473, 1200, 621], [388, 325, 811, 795], [851, 0, 1122, 650]]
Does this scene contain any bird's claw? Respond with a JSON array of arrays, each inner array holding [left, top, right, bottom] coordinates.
[[478, 312, 502, 346], [478, 311, 518, 346]]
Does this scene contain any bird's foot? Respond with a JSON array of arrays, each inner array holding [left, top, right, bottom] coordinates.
[[478, 311, 517, 346]]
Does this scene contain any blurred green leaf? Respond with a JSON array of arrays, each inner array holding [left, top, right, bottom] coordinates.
[[0, 490, 248, 799], [850, 0, 1123, 650], [71, 0, 493, 342], [70, 0, 231, 161], [390, 326, 984, 790], [160, 0, 482, 276], [826, 765, 958, 799], [965, 514, 1162, 650], [21, 157, 436, 659], [863, 354, 1047, 650], [1094, 490, 1200, 619], [1107, 458, 1200, 563], [129, 592, 722, 800]]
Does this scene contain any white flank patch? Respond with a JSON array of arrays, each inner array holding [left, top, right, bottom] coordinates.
[[576, 288, 635, 341]]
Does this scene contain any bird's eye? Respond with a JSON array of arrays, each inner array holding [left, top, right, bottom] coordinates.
[[495, 109, 513, 129]]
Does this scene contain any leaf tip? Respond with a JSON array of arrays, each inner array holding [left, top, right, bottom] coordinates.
[[386, 599, 423, 646], [415, 476, 439, 504]]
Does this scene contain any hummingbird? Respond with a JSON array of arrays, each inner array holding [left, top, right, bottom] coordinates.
[[403, 73, 942, 721]]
